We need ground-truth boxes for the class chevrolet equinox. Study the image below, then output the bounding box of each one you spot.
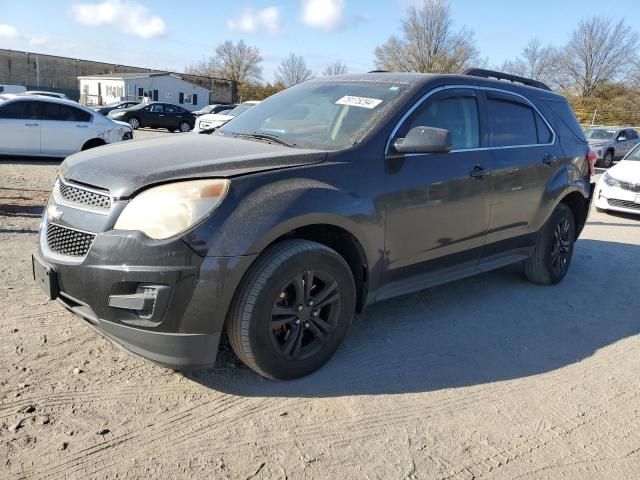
[33,69,593,380]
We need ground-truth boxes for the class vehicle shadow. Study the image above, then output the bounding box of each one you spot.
[187,239,640,397]
[0,156,62,165]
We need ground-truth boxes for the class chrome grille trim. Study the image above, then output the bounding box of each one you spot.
[608,198,640,211]
[53,177,112,215]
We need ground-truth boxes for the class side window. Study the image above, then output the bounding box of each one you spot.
[487,95,538,147]
[0,101,27,119]
[626,129,637,140]
[150,104,164,113]
[402,93,480,150]
[165,105,178,113]
[534,112,553,144]
[39,103,92,122]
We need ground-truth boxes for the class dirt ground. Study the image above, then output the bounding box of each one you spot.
[1,130,640,479]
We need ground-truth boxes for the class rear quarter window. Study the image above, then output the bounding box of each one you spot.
[542,99,586,143]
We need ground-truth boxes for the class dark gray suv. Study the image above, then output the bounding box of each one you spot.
[33,69,593,380]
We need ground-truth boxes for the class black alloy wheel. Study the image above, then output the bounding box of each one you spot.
[270,269,341,361]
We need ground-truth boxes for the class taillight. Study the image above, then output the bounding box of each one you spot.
[587,150,597,176]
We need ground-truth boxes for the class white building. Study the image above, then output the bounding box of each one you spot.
[78,72,210,111]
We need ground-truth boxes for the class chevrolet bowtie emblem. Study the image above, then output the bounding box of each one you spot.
[48,204,63,221]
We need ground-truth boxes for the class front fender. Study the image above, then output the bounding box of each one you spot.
[183,173,382,270]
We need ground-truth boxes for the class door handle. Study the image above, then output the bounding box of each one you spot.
[76,124,89,128]
[542,153,555,165]
[158,114,165,117]
[470,165,491,178]
[25,123,39,127]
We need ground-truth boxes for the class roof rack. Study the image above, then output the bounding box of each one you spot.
[368,70,388,73]
[463,68,551,91]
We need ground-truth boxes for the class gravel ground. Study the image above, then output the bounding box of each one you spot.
[1,131,640,479]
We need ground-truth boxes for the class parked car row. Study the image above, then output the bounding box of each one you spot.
[0,94,132,157]
[585,126,640,167]
[193,101,260,133]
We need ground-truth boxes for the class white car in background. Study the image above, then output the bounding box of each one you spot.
[0,95,133,157]
[595,143,640,215]
[193,100,260,133]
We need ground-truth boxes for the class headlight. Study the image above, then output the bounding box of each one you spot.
[114,179,230,239]
[603,172,620,187]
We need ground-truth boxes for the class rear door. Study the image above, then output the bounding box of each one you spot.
[148,103,166,127]
[480,89,563,255]
[164,104,184,129]
[39,102,94,156]
[0,100,41,155]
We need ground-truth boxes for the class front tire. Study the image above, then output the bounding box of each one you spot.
[179,121,192,133]
[601,150,613,168]
[227,240,356,380]
[524,203,576,285]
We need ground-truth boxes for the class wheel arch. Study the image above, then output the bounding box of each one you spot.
[560,189,590,238]
[81,138,106,151]
[259,222,370,313]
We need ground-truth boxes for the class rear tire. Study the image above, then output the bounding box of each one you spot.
[227,239,356,380]
[524,203,575,285]
[128,117,140,130]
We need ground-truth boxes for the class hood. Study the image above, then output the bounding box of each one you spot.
[199,113,234,122]
[587,139,609,147]
[609,159,640,181]
[60,134,327,198]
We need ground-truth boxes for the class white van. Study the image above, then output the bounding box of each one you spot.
[0,85,27,94]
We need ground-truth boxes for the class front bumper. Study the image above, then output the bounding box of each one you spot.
[34,225,257,369]
[594,182,640,215]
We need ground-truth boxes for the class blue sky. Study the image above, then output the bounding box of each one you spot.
[1,0,639,81]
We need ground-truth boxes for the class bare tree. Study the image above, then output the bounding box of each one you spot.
[558,17,639,97]
[275,53,313,88]
[185,40,263,84]
[501,38,559,87]
[323,61,347,76]
[373,0,479,73]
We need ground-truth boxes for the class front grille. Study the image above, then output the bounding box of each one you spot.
[608,198,640,211]
[57,179,111,211]
[619,181,640,193]
[46,223,96,257]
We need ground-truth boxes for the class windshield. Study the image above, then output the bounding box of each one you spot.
[627,144,640,161]
[226,104,254,116]
[220,81,409,149]
[585,128,615,140]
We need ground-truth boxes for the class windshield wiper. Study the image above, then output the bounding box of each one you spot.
[234,132,295,148]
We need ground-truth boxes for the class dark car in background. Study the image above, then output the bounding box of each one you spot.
[33,69,592,380]
[107,101,196,132]
[193,103,237,116]
[93,101,140,116]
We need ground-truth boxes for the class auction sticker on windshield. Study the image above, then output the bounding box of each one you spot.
[336,96,383,109]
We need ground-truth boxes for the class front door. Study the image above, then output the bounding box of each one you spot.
[382,88,492,288]
[0,100,41,155]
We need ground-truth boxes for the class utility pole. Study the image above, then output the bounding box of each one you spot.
[591,108,597,126]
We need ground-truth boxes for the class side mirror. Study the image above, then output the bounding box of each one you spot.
[393,126,453,154]
[617,135,626,142]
